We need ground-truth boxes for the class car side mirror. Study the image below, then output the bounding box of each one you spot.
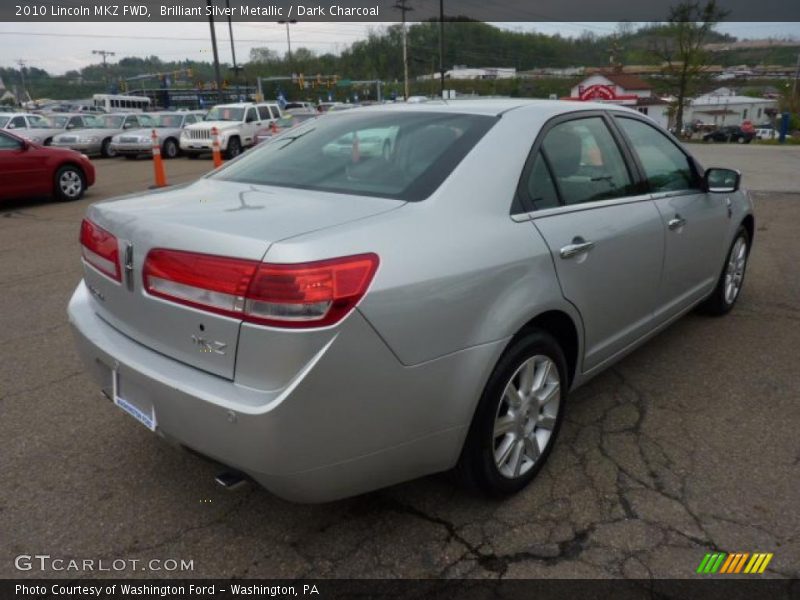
[704,168,741,193]
[66,124,75,130]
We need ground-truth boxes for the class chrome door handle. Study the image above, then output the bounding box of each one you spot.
[668,216,687,230]
[560,240,595,259]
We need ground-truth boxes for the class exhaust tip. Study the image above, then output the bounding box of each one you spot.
[215,470,248,491]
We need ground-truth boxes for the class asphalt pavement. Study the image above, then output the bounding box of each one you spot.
[1,145,798,579]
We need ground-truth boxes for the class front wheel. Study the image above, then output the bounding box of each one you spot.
[224,137,242,160]
[456,330,567,496]
[163,138,179,159]
[699,226,750,316]
[101,138,116,158]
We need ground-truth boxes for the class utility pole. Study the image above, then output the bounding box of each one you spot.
[438,0,445,98]
[16,59,30,105]
[394,0,413,101]
[224,0,241,100]
[206,0,224,102]
[92,50,116,91]
[278,19,297,73]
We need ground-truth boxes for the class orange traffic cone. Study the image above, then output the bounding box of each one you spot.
[211,126,223,168]
[151,129,168,187]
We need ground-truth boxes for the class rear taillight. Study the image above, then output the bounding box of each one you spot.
[80,218,121,282]
[143,250,379,329]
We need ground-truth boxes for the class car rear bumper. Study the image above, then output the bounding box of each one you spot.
[68,281,502,502]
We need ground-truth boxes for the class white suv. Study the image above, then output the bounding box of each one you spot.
[180,102,281,159]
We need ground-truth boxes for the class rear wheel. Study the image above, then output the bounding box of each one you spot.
[457,330,567,496]
[700,226,750,316]
[53,165,86,202]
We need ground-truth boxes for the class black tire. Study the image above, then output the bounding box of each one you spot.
[224,137,242,160]
[163,138,179,159]
[53,165,86,202]
[101,138,116,158]
[44,138,52,146]
[699,226,751,316]
[456,330,568,496]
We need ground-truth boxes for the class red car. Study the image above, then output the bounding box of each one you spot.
[0,129,95,202]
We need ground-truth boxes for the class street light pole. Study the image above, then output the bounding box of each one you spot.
[206,0,224,103]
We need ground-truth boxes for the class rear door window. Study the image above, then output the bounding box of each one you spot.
[257,106,272,121]
[541,117,634,205]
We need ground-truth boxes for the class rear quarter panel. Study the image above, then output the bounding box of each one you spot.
[263,105,585,368]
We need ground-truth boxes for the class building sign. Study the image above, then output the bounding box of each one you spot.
[577,84,637,102]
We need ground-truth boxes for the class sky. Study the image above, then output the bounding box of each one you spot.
[0,21,797,75]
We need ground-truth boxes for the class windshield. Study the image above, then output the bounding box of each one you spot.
[48,115,69,128]
[155,114,183,128]
[205,107,244,122]
[28,115,52,128]
[213,111,496,201]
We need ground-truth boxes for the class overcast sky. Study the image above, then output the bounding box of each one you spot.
[0,21,797,74]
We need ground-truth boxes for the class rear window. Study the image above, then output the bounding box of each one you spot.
[212,111,496,201]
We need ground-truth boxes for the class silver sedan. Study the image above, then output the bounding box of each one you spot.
[68,100,754,502]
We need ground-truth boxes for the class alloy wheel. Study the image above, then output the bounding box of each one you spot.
[493,355,560,479]
[724,236,747,305]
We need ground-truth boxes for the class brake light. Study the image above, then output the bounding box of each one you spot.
[80,218,121,281]
[143,250,379,329]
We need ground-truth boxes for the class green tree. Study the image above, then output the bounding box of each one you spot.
[650,0,728,132]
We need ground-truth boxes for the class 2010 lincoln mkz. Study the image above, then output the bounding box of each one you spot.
[68,101,754,502]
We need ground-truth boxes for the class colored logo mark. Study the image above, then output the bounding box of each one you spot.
[696,552,773,574]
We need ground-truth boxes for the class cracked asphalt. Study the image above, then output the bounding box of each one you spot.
[1,146,798,579]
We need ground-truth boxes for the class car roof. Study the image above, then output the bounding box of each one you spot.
[342,98,641,118]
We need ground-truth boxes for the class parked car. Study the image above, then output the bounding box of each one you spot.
[110,111,206,159]
[68,100,754,502]
[0,112,66,145]
[52,113,155,158]
[283,101,317,115]
[0,129,95,202]
[317,101,343,113]
[180,102,281,159]
[702,125,753,144]
[254,113,317,144]
[15,113,93,146]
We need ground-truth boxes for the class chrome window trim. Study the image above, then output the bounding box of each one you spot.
[511,193,656,222]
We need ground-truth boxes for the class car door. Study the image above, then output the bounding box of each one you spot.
[0,131,49,199]
[521,113,665,372]
[613,115,730,321]
[243,107,260,145]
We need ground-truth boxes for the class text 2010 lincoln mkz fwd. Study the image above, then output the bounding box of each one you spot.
[69,101,754,502]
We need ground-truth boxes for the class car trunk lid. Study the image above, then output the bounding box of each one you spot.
[82,178,402,379]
